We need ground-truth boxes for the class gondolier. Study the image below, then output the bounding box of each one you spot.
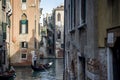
[31,51,37,67]
[31,51,53,71]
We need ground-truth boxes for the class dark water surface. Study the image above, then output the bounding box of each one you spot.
[14,59,63,80]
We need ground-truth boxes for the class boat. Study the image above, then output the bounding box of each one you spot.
[0,70,16,80]
[31,62,53,71]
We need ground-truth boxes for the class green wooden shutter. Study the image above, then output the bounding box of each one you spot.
[2,22,7,40]
[20,20,22,34]
[26,20,28,33]
[2,0,6,6]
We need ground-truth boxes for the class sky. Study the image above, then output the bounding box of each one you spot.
[40,0,64,25]
[40,0,64,14]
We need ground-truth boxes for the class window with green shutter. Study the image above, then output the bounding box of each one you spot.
[2,0,6,7]
[20,20,28,34]
[22,0,26,2]
[2,22,7,40]
[22,0,27,10]
[20,13,28,34]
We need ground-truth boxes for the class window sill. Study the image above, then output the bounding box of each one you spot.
[69,28,75,33]
[21,58,27,60]
[20,33,28,35]
[78,23,86,30]
[21,47,28,49]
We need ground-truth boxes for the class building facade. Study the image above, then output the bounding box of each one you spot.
[0,0,12,72]
[52,4,64,58]
[64,0,120,80]
[10,0,40,66]
[43,13,55,58]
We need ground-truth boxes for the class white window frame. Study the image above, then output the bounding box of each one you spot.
[21,0,27,10]
[21,24,26,34]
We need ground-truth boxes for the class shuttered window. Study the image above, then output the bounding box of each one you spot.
[2,0,6,7]
[20,42,28,48]
[21,53,27,59]
[22,0,27,10]
[20,20,28,34]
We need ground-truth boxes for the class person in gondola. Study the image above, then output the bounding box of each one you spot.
[9,65,15,73]
[33,55,37,67]
[31,51,37,67]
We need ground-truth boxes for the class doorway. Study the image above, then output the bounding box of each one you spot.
[112,37,120,80]
[79,56,85,80]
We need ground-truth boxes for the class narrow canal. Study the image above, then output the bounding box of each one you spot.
[14,59,63,80]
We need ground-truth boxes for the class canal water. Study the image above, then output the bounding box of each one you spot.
[14,59,63,80]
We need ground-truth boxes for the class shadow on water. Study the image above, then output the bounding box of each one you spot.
[14,59,63,80]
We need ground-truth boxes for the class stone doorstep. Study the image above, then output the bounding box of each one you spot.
[86,71,99,80]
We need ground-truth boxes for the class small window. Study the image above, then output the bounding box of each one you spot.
[81,0,86,24]
[57,13,61,21]
[21,53,27,59]
[20,42,28,48]
[70,0,75,30]
[80,0,86,24]
[2,0,6,7]
[22,0,27,10]
[22,0,26,2]
[57,30,61,39]
[61,44,64,48]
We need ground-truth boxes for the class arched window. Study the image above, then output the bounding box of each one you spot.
[57,13,61,21]
[20,13,28,34]
[21,13,27,20]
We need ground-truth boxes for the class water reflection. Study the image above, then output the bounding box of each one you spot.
[14,59,63,80]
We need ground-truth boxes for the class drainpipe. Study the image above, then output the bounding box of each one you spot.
[63,0,66,80]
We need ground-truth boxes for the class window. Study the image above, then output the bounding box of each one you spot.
[20,20,28,34]
[2,22,6,40]
[68,2,71,31]
[22,0,27,10]
[21,53,27,59]
[20,13,28,34]
[57,13,61,21]
[80,0,86,25]
[57,30,61,39]
[61,44,64,48]
[2,0,6,8]
[22,0,26,2]
[70,0,75,30]
[20,42,28,48]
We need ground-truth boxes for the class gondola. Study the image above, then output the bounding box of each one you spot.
[31,62,53,71]
[0,70,16,80]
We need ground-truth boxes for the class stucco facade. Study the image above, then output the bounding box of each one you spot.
[10,0,40,66]
[52,4,64,58]
[0,0,12,72]
[64,0,120,80]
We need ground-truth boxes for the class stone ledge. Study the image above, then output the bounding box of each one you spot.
[86,71,99,80]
